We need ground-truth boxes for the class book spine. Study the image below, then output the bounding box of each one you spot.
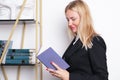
[0,41,6,56]
[6,52,33,56]
[6,55,31,60]
[8,49,35,53]
[0,49,3,56]
[5,59,33,64]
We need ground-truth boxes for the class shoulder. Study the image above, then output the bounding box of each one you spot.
[91,35,106,51]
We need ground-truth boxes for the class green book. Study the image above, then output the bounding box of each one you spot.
[6,52,33,56]
[5,59,34,64]
[6,55,32,60]
[8,49,35,53]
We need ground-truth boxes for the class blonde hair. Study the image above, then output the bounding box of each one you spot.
[65,0,98,49]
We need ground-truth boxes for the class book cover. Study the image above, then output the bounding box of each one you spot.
[37,47,70,70]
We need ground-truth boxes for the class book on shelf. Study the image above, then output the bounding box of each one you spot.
[6,53,33,56]
[6,55,32,60]
[5,59,35,64]
[37,47,70,70]
[6,49,35,56]
[8,49,35,53]
[0,40,13,63]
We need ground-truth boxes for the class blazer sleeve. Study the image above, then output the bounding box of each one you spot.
[69,36,109,80]
[87,36,108,80]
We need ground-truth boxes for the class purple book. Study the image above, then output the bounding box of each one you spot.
[37,47,70,70]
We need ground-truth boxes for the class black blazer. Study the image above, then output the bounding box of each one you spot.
[62,36,108,80]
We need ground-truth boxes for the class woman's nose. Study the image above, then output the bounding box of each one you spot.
[68,20,72,26]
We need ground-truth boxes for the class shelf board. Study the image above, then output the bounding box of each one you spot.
[1,63,35,66]
[0,19,36,24]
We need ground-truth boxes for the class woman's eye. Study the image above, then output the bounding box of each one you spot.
[72,18,76,21]
[66,18,69,21]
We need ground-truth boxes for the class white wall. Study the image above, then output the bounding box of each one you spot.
[42,0,120,80]
[87,0,120,80]
[42,0,73,80]
[0,0,120,80]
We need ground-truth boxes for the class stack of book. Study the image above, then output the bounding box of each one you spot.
[5,49,36,65]
[0,40,13,63]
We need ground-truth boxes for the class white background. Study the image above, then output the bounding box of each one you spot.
[0,0,120,80]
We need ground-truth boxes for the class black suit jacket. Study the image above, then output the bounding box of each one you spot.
[62,36,108,80]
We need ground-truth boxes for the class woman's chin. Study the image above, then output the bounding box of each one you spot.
[70,28,77,33]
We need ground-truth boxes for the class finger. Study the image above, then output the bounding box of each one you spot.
[52,73,60,77]
[51,62,61,70]
[47,68,58,76]
[50,71,60,78]
[47,68,55,72]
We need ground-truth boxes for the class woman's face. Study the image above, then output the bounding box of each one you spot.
[65,9,80,33]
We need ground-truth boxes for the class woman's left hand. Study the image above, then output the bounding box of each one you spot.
[46,62,69,80]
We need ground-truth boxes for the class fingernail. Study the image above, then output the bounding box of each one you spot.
[50,61,53,64]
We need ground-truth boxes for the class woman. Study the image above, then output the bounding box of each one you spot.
[47,0,109,80]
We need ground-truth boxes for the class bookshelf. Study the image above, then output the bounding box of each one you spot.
[0,0,43,80]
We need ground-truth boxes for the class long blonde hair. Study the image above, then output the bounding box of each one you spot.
[65,0,98,49]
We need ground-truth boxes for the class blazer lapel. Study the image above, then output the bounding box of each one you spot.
[63,38,82,61]
[69,39,82,56]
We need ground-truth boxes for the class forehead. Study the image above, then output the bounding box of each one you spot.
[65,10,79,18]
